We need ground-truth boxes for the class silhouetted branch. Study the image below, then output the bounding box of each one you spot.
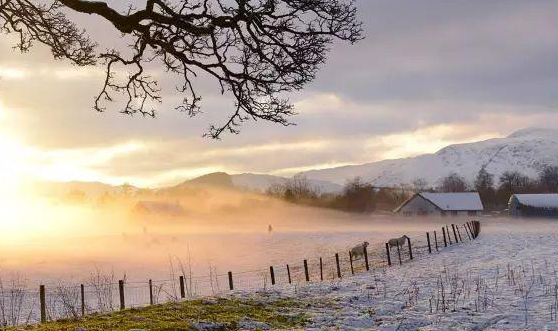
[0,0,363,137]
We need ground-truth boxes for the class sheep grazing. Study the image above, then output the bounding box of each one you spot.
[388,235,409,248]
[350,241,369,259]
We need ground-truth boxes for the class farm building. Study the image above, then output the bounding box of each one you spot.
[508,194,558,218]
[394,192,484,217]
[132,200,186,217]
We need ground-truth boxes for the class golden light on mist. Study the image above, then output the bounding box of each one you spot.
[0,66,27,80]
[0,102,23,192]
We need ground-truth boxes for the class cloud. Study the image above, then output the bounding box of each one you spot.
[0,66,27,80]
[2,0,558,186]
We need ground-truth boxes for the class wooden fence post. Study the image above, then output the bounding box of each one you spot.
[304,259,310,282]
[39,285,46,323]
[446,225,453,244]
[149,279,154,305]
[80,284,85,316]
[118,280,125,310]
[335,253,342,278]
[228,272,234,290]
[457,226,463,242]
[349,251,355,275]
[179,276,186,298]
[442,227,448,247]
[364,245,370,271]
[451,224,459,243]
[475,221,481,237]
[385,243,392,266]
[434,231,439,251]
[426,232,432,254]
[396,243,402,265]
[270,266,275,285]
[462,224,471,241]
[286,265,292,284]
[319,258,324,281]
[407,236,413,260]
[467,222,474,239]
[471,221,477,238]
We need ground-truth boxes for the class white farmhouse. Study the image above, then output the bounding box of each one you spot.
[395,192,484,217]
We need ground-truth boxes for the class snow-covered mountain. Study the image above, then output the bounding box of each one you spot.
[231,173,343,194]
[299,127,558,187]
[31,127,558,196]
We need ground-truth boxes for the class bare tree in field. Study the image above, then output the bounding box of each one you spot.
[438,172,469,193]
[0,0,363,137]
[538,166,558,193]
[474,167,495,209]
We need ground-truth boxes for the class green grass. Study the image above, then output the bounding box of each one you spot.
[7,297,307,331]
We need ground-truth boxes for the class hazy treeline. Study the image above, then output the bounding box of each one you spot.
[268,166,558,213]
[266,176,412,213]
[59,166,558,214]
[436,166,558,210]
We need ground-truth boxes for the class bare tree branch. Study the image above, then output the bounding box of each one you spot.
[0,0,363,138]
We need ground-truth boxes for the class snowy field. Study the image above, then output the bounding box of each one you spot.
[242,220,558,330]
[3,217,558,330]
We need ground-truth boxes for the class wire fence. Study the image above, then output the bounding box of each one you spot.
[0,221,481,328]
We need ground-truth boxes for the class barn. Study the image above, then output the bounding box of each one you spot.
[508,194,558,218]
[394,192,484,217]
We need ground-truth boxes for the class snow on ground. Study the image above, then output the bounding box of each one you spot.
[236,220,558,330]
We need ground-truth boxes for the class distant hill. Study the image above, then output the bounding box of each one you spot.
[183,172,234,188]
[230,173,343,194]
[299,127,558,187]
[163,172,343,194]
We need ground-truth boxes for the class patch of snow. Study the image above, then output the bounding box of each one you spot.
[190,321,227,330]
[232,220,558,330]
[237,318,271,330]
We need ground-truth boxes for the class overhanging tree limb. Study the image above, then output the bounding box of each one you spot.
[0,0,363,138]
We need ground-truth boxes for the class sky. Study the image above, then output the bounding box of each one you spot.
[2,0,558,188]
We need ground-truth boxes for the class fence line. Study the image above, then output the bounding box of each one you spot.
[0,221,481,327]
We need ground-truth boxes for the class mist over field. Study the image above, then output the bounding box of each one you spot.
[0,183,461,286]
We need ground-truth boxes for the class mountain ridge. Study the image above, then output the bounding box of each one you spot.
[299,127,558,187]
[27,127,558,196]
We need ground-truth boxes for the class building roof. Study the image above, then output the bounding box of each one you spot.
[419,192,484,211]
[512,194,558,209]
[394,192,484,213]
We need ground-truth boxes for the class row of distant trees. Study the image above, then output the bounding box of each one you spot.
[268,166,558,213]
[426,166,558,210]
[267,176,412,213]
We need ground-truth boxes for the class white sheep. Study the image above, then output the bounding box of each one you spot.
[388,235,409,249]
[350,241,369,259]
